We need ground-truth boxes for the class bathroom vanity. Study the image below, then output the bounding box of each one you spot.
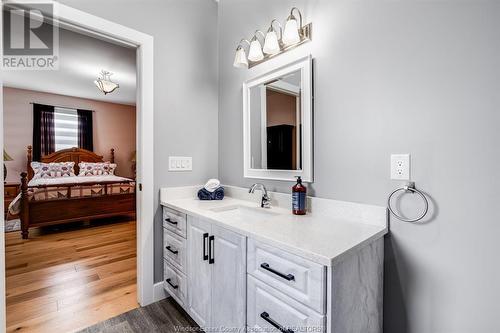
[160,185,387,333]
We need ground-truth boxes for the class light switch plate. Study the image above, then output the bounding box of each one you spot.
[391,154,410,180]
[169,156,192,171]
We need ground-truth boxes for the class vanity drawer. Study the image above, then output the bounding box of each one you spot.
[163,228,187,272]
[247,275,325,333]
[247,239,326,314]
[162,206,187,238]
[163,260,187,308]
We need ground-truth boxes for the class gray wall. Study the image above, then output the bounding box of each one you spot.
[58,0,219,282]
[219,1,500,332]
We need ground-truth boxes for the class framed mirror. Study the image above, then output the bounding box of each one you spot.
[243,55,313,182]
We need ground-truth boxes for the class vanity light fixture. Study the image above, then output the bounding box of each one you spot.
[233,7,311,69]
[233,39,251,68]
[248,31,265,62]
[263,20,282,55]
[283,7,302,46]
[94,70,119,95]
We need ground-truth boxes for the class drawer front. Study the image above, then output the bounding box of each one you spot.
[247,275,325,333]
[163,260,187,307]
[4,186,18,198]
[247,239,326,314]
[162,206,187,238]
[163,228,187,272]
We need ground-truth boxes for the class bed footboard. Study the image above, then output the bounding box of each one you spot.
[18,172,136,239]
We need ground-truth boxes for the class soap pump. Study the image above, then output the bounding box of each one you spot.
[292,176,306,215]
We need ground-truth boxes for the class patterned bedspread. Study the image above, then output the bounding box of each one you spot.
[8,175,135,215]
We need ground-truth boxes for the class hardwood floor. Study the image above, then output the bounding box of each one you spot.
[5,219,138,333]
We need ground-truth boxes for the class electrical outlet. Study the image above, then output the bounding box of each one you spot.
[169,156,192,171]
[391,154,410,180]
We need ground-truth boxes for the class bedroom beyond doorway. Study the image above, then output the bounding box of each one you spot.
[2,11,139,331]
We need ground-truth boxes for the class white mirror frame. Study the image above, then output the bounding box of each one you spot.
[243,55,313,182]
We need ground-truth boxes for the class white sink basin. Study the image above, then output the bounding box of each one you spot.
[209,205,280,221]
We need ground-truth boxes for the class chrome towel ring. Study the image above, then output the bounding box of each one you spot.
[387,182,429,223]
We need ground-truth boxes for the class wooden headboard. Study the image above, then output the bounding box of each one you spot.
[27,146,115,180]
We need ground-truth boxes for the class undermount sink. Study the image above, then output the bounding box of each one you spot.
[209,205,280,221]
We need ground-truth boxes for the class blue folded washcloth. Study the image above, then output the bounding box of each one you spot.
[198,187,224,200]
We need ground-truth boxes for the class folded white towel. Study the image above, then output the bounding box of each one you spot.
[204,179,221,193]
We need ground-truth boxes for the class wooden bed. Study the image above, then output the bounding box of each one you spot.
[19,145,136,239]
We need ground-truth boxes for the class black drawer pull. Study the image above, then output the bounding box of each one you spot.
[165,246,178,254]
[165,218,178,225]
[203,233,209,261]
[260,312,294,333]
[260,263,295,281]
[166,278,178,289]
[209,235,215,264]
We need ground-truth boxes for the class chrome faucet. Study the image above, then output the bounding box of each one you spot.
[249,183,271,208]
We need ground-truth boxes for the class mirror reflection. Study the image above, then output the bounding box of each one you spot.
[249,69,302,171]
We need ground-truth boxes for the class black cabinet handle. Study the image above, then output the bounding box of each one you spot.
[166,278,179,289]
[165,246,178,254]
[260,312,294,333]
[203,233,209,261]
[165,218,178,225]
[208,235,215,264]
[260,263,295,281]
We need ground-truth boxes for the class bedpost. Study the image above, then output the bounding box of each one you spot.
[20,172,30,239]
[110,148,115,164]
[27,145,33,181]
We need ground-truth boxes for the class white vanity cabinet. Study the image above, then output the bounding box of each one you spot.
[186,215,247,330]
[162,207,189,308]
[162,199,384,333]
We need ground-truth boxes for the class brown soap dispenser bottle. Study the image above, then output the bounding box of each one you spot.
[292,176,307,215]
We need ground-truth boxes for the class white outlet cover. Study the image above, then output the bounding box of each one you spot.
[391,154,410,180]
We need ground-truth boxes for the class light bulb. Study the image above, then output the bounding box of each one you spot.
[233,47,248,68]
[283,17,300,46]
[263,30,280,55]
[248,38,264,62]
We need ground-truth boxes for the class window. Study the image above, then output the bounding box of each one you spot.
[54,107,78,151]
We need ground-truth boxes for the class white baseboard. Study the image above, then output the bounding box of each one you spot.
[153,281,169,302]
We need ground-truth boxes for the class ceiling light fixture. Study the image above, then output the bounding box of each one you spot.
[233,7,311,69]
[94,70,119,95]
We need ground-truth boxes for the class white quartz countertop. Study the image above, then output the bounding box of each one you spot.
[161,186,388,267]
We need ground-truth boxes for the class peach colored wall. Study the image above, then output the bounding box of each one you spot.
[266,89,297,127]
[3,87,136,182]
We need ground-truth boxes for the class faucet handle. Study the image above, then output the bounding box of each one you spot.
[261,194,271,208]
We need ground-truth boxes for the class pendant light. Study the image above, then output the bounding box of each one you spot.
[282,7,302,46]
[233,39,251,68]
[247,31,265,62]
[94,70,119,95]
[263,19,282,55]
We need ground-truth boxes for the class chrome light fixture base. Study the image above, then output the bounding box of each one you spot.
[248,22,311,69]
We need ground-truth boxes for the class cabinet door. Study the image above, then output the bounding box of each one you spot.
[211,223,247,330]
[187,216,212,328]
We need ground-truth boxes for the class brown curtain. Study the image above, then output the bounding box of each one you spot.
[33,103,55,161]
[77,109,93,151]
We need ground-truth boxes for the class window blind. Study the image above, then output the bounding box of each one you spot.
[54,107,78,151]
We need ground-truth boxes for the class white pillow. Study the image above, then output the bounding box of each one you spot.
[31,161,76,179]
[78,162,117,176]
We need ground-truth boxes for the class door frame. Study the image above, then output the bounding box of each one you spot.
[0,2,155,330]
